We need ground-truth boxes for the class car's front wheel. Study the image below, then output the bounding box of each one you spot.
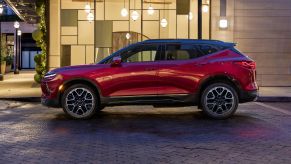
[61,84,99,119]
[201,83,239,119]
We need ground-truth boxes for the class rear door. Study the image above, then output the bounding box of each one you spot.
[157,43,204,95]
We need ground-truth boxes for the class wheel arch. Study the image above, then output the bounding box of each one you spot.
[197,74,242,108]
[58,78,102,107]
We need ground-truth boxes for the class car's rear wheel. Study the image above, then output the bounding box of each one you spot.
[201,83,238,119]
[61,84,99,119]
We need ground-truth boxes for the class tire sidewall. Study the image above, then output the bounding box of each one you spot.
[62,84,98,119]
[201,83,239,119]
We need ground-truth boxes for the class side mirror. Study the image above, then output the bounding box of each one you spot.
[111,56,122,66]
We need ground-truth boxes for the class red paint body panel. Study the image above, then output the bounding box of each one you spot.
[41,42,258,107]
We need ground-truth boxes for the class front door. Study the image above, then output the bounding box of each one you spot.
[103,44,161,97]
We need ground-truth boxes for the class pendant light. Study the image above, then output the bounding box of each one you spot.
[84,1,91,13]
[131,0,139,21]
[86,2,94,23]
[121,0,128,17]
[202,4,209,13]
[188,12,193,20]
[202,0,210,13]
[147,0,154,15]
[0,4,3,15]
[160,0,167,28]
[126,33,131,40]
[87,12,94,22]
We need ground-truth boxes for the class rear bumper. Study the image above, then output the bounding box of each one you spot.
[240,90,258,103]
[41,97,60,108]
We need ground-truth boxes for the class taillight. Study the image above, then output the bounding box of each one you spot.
[234,61,256,70]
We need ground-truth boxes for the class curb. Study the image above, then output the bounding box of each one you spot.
[0,97,40,102]
[256,97,291,102]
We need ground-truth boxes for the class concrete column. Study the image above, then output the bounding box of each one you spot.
[49,0,61,70]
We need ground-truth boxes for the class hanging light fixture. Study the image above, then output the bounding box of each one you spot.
[121,0,128,17]
[17,30,22,36]
[131,0,139,21]
[147,0,154,15]
[84,1,91,13]
[160,18,168,28]
[202,4,209,13]
[87,12,94,22]
[202,0,209,13]
[188,12,193,20]
[160,0,167,28]
[86,2,94,22]
[0,4,3,15]
[126,33,131,40]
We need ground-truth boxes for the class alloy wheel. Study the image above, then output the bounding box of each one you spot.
[205,86,235,115]
[65,87,95,118]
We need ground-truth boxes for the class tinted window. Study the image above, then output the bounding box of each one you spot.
[121,44,159,63]
[197,44,221,56]
[165,44,199,60]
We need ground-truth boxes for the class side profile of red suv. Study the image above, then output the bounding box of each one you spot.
[41,39,258,119]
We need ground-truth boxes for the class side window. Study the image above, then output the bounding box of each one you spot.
[122,44,158,63]
[197,44,220,56]
[165,44,198,60]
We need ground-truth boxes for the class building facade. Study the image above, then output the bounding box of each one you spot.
[48,0,291,86]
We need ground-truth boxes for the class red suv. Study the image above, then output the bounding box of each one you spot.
[41,39,258,119]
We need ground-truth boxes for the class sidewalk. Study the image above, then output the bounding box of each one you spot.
[0,70,41,99]
[258,87,291,102]
[0,71,290,102]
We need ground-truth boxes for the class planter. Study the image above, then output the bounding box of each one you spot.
[0,61,6,75]
[5,64,11,73]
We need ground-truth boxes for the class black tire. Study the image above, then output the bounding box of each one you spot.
[61,84,100,119]
[201,83,239,119]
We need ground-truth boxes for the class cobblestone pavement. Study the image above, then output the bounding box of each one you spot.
[1,101,291,163]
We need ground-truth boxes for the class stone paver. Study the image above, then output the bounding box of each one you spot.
[1,102,291,163]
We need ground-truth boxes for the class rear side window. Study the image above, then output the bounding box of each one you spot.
[165,44,200,60]
[196,44,222,56]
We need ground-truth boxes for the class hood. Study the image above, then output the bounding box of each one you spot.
[50,64,103,74]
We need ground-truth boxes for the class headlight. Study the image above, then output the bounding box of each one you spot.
[44,72,57,80]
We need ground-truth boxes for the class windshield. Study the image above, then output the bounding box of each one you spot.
[98,44,137,64]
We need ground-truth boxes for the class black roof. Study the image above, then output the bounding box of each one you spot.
[141,39,235,47]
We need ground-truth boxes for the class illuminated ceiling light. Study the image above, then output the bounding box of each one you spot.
[126,33,131,40]
[219,18,228,29]
[147,1,154,15]
[14,21,20,29]
[0,4,3,14]
[131,10,139,21]
[202,4,209,13]
[147,6,155,15]
[121,8,128,17]
[160,18,168,28]
[131,0,139,21]
[84,3,91,13]
[188,12,193,20]
[160,0,167,28]
[17,30,22,36]
[121,0,128,17]
[87,12,94,23]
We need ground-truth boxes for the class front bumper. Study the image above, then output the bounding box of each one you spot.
[41,97,61,108]
[240,90,258,103]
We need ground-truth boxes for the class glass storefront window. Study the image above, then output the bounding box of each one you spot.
[60,0,209,65]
